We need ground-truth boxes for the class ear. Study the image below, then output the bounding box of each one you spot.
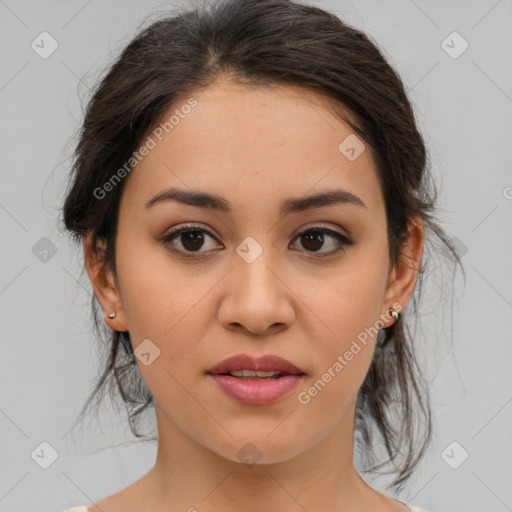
[83,232,128,332]
[380,216,424,327]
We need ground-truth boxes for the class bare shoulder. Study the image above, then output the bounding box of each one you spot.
[86,493,126,512]
[82,468,164,512]
[86,479,150,512]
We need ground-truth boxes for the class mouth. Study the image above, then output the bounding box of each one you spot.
[206,353,306,379]
[206,353,306,404]
[212,369,303,380]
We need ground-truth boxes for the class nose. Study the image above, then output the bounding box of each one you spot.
[217,245,295,335]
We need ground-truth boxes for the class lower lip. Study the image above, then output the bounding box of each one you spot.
[208,374,304,405]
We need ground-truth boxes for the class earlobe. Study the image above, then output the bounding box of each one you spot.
[83,232,128,331]
[381,217,424,326]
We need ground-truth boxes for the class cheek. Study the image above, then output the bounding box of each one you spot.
[116,237,215,340]
[295,281,381,419]
[117,256,214,415]
[294,238,389,402]
[299,241,389,345]
[115,244,221,387]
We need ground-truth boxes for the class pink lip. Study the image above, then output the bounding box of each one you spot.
[206,353,306,405]
[207,353,305,375]
[208,374,304,405]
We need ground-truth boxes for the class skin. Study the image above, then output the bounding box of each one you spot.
[84,77,423,512]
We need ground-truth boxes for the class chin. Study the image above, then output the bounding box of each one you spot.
[211,433,308,467]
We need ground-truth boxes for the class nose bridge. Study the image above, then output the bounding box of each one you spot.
[234,234,278,297]
[218,234,294,333]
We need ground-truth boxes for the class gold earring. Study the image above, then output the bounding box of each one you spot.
[389,307,400,321]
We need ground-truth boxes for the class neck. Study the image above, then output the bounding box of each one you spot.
[137,402,390,512]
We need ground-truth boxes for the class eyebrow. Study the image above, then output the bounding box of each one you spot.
[145,187,366,215]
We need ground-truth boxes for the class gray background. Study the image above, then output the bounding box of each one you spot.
[1,0,511,511]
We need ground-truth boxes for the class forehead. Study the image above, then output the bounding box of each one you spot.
[121,80,381,214]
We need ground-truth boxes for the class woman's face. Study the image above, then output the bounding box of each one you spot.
[87,79,420,465]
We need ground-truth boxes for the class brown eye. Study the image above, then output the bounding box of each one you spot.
[157,224,353,259]
[290,226,353,258]
[178,230,206,252]
[158,224,220,257]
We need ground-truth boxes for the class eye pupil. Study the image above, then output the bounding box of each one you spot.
[182,230,205,251]
[302,232,324,252]
[162,225,349,259]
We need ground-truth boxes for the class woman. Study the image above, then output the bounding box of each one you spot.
[60,0,463,510]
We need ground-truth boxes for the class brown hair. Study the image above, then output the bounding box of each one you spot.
[60,0,464,492]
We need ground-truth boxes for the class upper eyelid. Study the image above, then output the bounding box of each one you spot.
[159,223,353,261]
[161,223,351,250]
[163,222,348,240]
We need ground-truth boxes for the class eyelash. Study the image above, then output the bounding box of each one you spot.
[157,223,354,259]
